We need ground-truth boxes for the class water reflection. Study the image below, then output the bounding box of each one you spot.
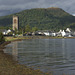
[61,39,66,63]
[12,41,18,61]
[4,39,75,75]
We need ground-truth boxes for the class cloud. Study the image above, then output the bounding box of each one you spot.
[0,0,75,16]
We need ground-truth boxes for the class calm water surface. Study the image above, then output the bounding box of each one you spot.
[4,39,75,75]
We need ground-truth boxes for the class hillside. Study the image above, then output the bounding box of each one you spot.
[0,7,75,31]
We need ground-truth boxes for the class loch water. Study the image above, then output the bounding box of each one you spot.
[4,39,75,75]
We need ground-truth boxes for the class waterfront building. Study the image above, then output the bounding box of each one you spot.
[1,29,11,35]
[61,30,66,37]
[43,31,50,36]
[66,28,71,32]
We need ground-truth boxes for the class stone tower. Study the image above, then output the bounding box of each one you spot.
[13,16,19,31]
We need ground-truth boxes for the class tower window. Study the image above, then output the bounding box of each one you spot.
[14,19,17,23]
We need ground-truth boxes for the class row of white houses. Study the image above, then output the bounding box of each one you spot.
[36,28,74,37]
[2,29,11,35]
[1,28,75,37]
[0,29,12,35]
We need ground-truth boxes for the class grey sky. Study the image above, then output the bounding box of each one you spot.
[0,0,75,16]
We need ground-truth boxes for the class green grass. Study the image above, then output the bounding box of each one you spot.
[5,36,33,41]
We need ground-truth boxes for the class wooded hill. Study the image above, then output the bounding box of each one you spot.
[0,7,75,31]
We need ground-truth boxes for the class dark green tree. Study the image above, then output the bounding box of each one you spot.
[0,32,5,42]
[25,25,31,32]
[32,27,38,32]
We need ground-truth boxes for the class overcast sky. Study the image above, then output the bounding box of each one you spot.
[0,0,75,16]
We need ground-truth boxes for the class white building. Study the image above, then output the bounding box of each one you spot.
[38,31,44,35]
[2,29,11,35]
[59,29,62,33]
[61,30,66,37]
[2,30,7,35]
[58,29,66,37]
[66,28,71,32]
[43,32,50,36]
[7,29,11,33]
[52,33,56,36]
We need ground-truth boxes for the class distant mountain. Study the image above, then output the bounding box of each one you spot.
[0,7,75,31]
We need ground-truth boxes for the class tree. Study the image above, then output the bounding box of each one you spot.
[69,23,75,30]
[32,27,38,32]
[14,28,18,35]
[25,25,31,32]
[0,32,5,42]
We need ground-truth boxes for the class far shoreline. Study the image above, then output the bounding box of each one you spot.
[4,36,75,41]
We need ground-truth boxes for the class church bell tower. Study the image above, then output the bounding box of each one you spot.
[13,16,19,31]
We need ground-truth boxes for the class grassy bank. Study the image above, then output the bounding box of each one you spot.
[0,37,52,75]
[4,36,75,42]
[5,36,34,41]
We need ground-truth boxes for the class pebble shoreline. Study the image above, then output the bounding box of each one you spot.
[1,36,74,75]
[0,38,51,75]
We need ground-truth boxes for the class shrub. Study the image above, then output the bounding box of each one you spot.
[0,32,5,42]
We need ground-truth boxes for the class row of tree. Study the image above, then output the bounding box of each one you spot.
[18,25,38,34]
[9,25,38,35]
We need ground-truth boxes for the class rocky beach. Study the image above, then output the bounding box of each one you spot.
[0,37,51,75]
